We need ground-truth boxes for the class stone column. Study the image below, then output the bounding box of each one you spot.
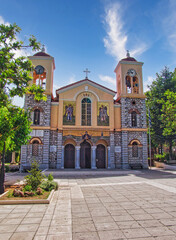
[60,146,64,169]
[107,146,111,169]
[142,131,148,169]
[110,133,115,168]
[42,130,50,169]
[75,146,80,169]
[91,146,97,169]
[57,132,63,169]
[121,131,129,169]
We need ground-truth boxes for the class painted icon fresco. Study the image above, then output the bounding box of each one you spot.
[63,101,76,125]
[97,102,109,126]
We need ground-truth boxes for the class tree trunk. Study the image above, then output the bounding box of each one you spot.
[160,144,163,154]
[169,141,173,160]
[0,142,6,194]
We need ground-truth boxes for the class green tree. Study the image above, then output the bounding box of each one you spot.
[0,106,32,193]
[160,90,176,159]
[146,67,176,153]
[0,23,45,194]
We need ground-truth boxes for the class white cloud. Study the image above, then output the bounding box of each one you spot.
[0,16,10,26]
[12,96,24,107]
[143,76,154,92]
[99,74,116,86]
[69,74,76,84]
[103,3,147,61]
[53,83,61,97]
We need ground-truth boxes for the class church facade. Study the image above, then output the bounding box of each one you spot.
[20,50,148,170]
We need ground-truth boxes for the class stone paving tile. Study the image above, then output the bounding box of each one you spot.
[33,236,46,240]
[47,233,72,240]
[112,213,134,222]
[92,215,115,223]
[0,224,18,233]
[0,218,22,225]
[98,229,126,240]
[94,221,119,231]
[117,220,141,229]
[21,217,42,224]
[146,226,175,236]
[10,231,36,240]
[15,223,39,232]
[138,219,162,228]
[0,233,12,240]
[72,223,96,233]
[73,232,99,240]
[122,227,151,238]
[36,226,49,235]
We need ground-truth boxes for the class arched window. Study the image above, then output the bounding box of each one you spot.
[82,98,91,126]
[33,109,40,125]
[132,142,138,157]
[131,111,137,127]
[32,140,39,156]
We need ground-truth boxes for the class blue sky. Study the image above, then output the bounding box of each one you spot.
[1,0,176,106]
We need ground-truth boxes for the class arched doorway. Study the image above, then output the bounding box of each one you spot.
[80,141,91,168]
[96,144,106,168]
[64,144,75,168]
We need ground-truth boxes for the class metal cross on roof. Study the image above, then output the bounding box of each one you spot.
[83,68,90,79]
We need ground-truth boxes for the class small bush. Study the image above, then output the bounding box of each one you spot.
[40,180,58,191]
[154,153,167,162]
[48,173,54,181]
[25,161,44,191]
[23,185,32,192]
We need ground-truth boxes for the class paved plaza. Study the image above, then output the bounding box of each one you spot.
[1,168,176,239]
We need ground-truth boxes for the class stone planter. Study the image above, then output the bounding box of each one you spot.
[154,161,165,168]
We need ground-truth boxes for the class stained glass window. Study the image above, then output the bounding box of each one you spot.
[32,140,39,156]
[131,111,137,127]
[132,142,138,157]
[33,109,40,125]
[82,98,91,126]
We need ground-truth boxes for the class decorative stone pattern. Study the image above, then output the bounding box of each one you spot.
[114,132,122,168]
[121,98,146,129]
[57,132,63,169]
[49,130,58,169]
[120,96,148,169]
[24,94,51,126]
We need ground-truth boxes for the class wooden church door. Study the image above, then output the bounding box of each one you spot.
[64,144,75,168]
[80,141,91,168]
[96,144,106,168]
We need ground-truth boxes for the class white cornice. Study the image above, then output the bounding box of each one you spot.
[56,80,116,96]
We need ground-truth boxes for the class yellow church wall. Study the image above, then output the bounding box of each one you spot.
[114,107,121,129]
[28,57,54,95]
[56,82,116,131]
[50,105,58,128]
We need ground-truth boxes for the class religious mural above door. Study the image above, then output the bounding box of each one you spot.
[63,101,76,125]
[97,102,109,126]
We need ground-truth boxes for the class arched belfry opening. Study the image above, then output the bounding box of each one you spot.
[125,69,139,94]
[33,65,46,89]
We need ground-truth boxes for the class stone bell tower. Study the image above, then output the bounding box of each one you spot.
[21,48,55,170]
[114,51,148,169]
